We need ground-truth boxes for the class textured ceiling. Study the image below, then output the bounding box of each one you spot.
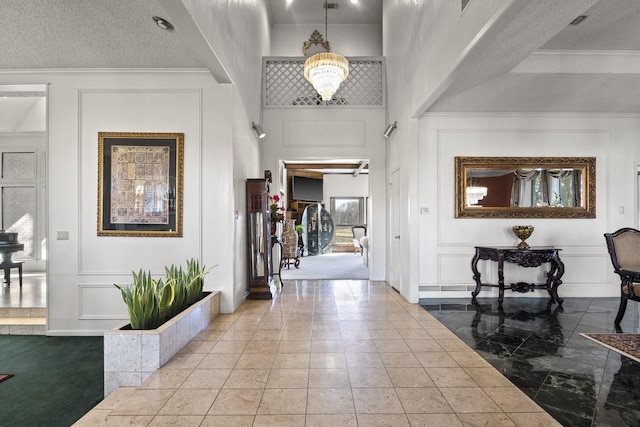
[0,0,203,69]
[1,0,639,117]
[427,0,640,114]
[267,0,382,25]
[541,0,640,51]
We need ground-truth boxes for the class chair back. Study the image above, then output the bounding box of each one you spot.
[604,228,640,273]
[352,225,367,240]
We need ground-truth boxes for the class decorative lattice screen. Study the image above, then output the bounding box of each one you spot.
[264,57,384,108]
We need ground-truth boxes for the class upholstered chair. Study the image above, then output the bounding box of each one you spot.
[604,228,640,331]
[351,225,367,255]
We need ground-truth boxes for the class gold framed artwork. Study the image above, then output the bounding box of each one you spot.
[97,132,184,237]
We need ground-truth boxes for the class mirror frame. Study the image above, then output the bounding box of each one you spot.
[455,156,596,219]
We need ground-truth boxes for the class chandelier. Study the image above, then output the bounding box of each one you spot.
[466,186,488,206]
[303,0,349,101]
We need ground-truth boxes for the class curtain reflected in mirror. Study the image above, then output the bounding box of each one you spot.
[456,157,596,218]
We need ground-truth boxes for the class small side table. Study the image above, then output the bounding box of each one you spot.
[271,236,284,285]
[281,255,300,270]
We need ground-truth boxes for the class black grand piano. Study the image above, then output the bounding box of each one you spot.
[0,230,24,286]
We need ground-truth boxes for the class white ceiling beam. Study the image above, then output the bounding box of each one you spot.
[158,0,233,84]
[511,50,640,74]
[353,160,368,177]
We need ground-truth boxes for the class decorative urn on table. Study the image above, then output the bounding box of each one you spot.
[282,219,298,258]
[512,225,534,250]
[281,219,301,269]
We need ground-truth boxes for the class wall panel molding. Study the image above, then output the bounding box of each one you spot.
[77,88,203,275]
[78,284,128,320]
[283,120,366,147]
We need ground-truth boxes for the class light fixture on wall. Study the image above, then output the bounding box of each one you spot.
[569,15,588,25]
[303,0,349,101]
[252,122,266,139]
[383,121,397,138]
[152,16,174,31]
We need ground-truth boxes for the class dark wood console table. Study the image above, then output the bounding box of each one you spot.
[471,246,564,306]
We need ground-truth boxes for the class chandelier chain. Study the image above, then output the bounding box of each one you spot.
[302,0,349,101]
[325,0,328,45]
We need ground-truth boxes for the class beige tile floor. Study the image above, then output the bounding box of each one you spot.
[74,280,561,426]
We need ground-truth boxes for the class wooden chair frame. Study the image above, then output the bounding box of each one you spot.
[604,228,640,331]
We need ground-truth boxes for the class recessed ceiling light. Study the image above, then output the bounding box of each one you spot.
[153,16,174,31]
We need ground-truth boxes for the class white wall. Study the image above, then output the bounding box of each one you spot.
[0,70,262,334]
[418,114,640,302]
[0,0,273,334]
[381,0,598,304]
[271,24,382,57]
[262,108,386,280]
[176,0,271,123]
[382,0,514,303]
[165,1,271,313]
[383,0,510,120]
[231,85,263,310]
[324,173,369,229]
[323,174,369,205]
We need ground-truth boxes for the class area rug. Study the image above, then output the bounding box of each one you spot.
[0,374,14,383]
[580,333,640,363]
[280,252,369,280]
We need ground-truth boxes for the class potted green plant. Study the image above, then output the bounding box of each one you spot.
[295,224,304,256]
[104,258,220,396]
[114,270,175,330]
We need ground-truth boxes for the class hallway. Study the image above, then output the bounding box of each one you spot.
[75,280,558,426]
[279,252,369,281]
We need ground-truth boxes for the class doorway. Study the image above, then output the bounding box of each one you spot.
[0,84,47,334]
[389,169,400,292]
[279,159,370,281]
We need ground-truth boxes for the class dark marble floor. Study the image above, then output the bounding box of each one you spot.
[421,297,640,427]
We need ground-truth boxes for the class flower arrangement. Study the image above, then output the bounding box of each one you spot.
[269,194,284,223]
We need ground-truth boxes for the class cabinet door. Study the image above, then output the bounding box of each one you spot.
[250,211,265,279]
[246,179,273,299]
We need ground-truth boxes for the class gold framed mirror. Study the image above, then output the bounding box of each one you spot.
[455,157,596,218]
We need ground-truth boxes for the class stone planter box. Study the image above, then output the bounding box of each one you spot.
[103,291,220,396]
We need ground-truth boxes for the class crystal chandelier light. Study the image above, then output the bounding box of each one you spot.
[303,0,349,101]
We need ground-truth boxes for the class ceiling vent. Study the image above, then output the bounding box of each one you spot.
[324,3,339,9]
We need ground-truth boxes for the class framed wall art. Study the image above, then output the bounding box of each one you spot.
[97,132,184,237]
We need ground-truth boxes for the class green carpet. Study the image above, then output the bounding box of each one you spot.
[0,335,103,426]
